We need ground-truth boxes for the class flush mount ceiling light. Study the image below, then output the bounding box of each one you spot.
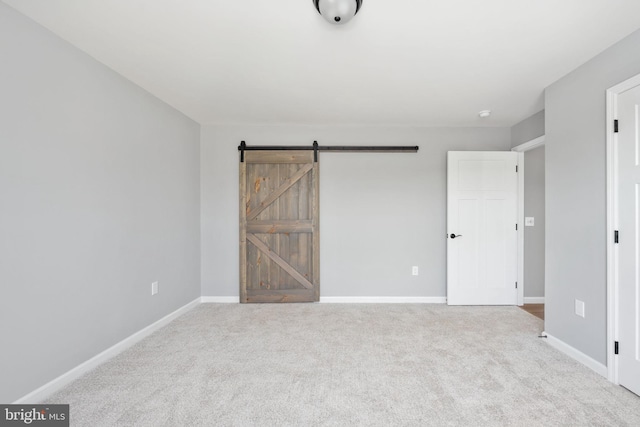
[313,0,363,25]
[478,110,492,118]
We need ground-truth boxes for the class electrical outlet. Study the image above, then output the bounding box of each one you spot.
[412,266,419,276]
[151,281,158,296]
[575,299,585,318]
[525,217,535,227]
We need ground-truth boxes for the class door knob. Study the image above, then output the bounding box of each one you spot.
[450,234,462,239]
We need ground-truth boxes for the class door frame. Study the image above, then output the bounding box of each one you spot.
[605,72,640,383]
[512,135,546,306]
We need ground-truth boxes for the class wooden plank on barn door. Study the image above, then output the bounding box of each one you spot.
[240,151,319,303]
[312,160,320,301]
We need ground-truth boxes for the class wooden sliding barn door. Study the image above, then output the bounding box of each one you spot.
[240,151,319,303]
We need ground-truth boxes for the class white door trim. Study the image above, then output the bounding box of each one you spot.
[512,135,545,153]
[512,136,546,306]
[605,72,640,384]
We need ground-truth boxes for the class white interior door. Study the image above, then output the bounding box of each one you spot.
[617,83,640,396]
[447,151,518,305]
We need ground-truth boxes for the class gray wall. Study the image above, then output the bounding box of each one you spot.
[511,110,545,148]
[545,28,640,364]
[201,126,511,298]
[524,146,545,298]
[0,4,201,403]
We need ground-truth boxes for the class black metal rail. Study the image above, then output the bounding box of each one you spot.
[238,141,419,162]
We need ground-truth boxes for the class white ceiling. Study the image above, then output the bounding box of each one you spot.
[4,0,640,127]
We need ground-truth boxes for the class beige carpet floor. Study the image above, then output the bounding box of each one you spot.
[45,304,640,426]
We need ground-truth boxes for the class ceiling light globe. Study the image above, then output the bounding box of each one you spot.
[314,0,362,25]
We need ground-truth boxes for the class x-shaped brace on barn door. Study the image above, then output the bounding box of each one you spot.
[245,162,314,290]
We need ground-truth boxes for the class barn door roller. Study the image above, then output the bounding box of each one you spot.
[238,141,419,162]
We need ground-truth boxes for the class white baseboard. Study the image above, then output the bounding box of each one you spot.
[201,296,240,303]
[524,297,545,304]
[13,297,201,404]
[319,296,447,304]
[543,332,607,378]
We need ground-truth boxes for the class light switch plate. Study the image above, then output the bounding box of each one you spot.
[525,217,535,227]
[575,299,585,318]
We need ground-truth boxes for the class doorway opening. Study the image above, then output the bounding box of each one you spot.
[512,136,546,318]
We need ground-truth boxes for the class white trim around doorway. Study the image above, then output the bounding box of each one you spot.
[512,135,545,307]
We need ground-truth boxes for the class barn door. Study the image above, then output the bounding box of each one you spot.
[240,151,319,303]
